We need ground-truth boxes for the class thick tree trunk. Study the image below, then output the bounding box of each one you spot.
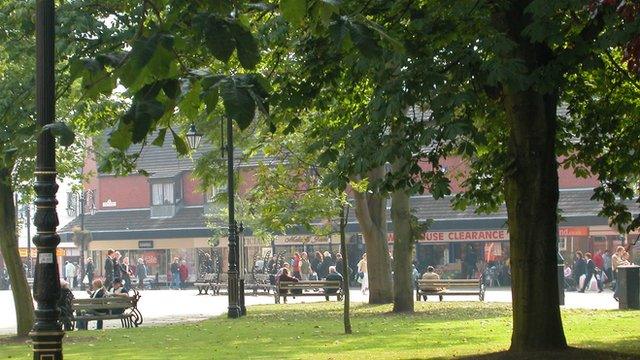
[504,89,567,351]
[0,167,35,336]
[391,189,414,313]
[353,167,393,304]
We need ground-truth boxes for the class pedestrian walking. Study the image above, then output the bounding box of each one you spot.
[292,252,302,279]
[300,252,312,280]
[64,261,76,289]
[104,249,115,289]
[579,252,603,292]
[179,260,189,289]
[137,258,147,289]
[357,253,368,295]
[170,257,181,289]
[573,251,586,290]
[85,257,94,286]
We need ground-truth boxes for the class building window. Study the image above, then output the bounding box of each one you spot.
[152,183,174,205]
[206,186,226,203]
[558,237,567,251]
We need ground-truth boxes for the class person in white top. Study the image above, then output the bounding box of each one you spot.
[64,261,76,288]
[357,253,368,295]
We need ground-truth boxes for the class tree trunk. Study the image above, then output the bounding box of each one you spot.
[503,89,567,351]
[353,167,393,304]
[339,205,352,334]
[391,188,414,313]
[0,166,35,337]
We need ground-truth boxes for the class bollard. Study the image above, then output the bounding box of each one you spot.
[557,252,565,306]
[618,265,640,310]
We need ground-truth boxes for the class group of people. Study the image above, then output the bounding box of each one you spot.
[565,246,632,300]
[263,251,370,296]
[169,257,189,290]
[57,276,132,330]
[104,249,148,291]
[265,250,349,281]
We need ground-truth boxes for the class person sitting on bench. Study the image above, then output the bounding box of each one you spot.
[324,266,343,300]
[108,278,129,315]
[421,266,443,300]
[277,268,301,295]
[77,279,108,330]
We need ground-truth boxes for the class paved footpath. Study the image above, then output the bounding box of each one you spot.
[0,287,618,335]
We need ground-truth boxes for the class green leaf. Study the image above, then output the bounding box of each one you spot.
[42,122,75,147]
[204,16,236,62]
[171,128,189,155]
[346,21,382,59]
[152,128,167,146]
[108,121,133,151]
[201,86,219,114]
[280,0,307,25]
[131,98,165,143]
[162,79,180,100]
[230,23,260,70]
[220,78,256,130]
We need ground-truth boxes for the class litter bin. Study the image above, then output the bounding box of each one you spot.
[618,265,640,310]
[557,252,565,306]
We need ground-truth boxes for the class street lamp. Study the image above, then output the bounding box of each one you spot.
[187,122,244,318]
[67,189,96,290]
[31,0,64,358]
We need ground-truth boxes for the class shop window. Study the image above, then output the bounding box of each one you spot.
[592,236,606,243]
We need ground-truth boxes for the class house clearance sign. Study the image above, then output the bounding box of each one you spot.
[421,230,509,243]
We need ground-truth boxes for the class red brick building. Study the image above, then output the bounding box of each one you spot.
[60,133,637,281]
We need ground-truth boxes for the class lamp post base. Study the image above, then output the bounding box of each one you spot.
[30,330,64,360]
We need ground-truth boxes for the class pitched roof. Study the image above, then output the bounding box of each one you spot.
[60,188,626,240]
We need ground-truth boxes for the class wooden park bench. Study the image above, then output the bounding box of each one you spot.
[415,278,485,302]
[212,273,228,295]
[71,290,143,329]
[193,273,217,295]
[250,273,275,295]
[275,280,342,304]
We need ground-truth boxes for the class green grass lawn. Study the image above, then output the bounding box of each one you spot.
[1,302,639,359]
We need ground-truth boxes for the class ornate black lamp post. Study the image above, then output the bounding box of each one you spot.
[31,0,64,358]
[187,121,244,318]
[67,189,96,290]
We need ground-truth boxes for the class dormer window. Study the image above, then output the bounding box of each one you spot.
[152,183,175,205]
[150,174,183,218]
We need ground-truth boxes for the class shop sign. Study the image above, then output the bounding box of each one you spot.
[558,227,589,237]
[275,236,329,245]
[19,248,65,257]
[138,240,154,249]
[102,199,117,208]
[420,230,509,243]
[143,252,158,264]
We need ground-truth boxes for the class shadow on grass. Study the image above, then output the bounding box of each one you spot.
[0,335,29,345]
[430,347,639,360]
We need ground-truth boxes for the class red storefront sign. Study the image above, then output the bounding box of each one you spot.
[420,230,509,243]
[558,227,589,237]
[143,252,158,265]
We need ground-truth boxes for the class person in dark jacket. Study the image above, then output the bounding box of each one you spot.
[310,251,323,276]
[277,268,301,295]
[317,251,334,279]
[77,279,108,330]
[104,249,115,289]
[113,251,123,284]
[85,257,94,285]
[137,258,148,290]
[573,251,586,290]
[324,266,343,301]
[580,252,603,292]
[57,280,75,331]
[170,257,181,289]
